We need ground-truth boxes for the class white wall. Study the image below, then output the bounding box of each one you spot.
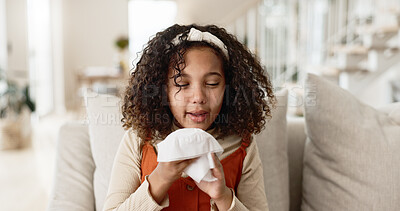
[51,0,65,113]
[175,0,260,27]
[5,0,28,83]
[62,0,128,109]
[0,0,6,71]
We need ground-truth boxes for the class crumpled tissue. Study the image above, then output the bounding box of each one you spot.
[157,128,223,183]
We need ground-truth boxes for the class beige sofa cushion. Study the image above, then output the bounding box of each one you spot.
[48,122,95,211]
[255,88,289,211]
[302,73,400,210]
[85,93,125,211]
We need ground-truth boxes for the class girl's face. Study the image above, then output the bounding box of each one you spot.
[167,46,226,130]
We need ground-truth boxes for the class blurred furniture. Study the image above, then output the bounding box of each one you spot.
[78,74,125,89]
[392,80,400,102]
[77,66,129,95]
[0,109,32,150]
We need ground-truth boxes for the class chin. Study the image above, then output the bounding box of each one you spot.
[189,125,208,130]
[184,122,211,130]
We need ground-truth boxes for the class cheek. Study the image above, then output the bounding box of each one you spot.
[167,87,185,109]
[211,87,225,109]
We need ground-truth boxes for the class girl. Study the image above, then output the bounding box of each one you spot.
[103,24,275,211]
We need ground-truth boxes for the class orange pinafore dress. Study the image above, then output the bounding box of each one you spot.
[140,139,249,210]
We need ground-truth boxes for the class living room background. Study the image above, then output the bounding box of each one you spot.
[1,0,400,210]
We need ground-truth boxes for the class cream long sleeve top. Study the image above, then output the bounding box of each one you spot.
[102,128,269,211]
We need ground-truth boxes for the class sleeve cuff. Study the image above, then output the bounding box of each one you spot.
[227,188,236,211]
[143,175,170,209]
[227,188,249,211]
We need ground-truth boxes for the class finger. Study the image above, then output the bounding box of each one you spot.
[212,153,219,161]
[177,157,197,170]
[175,157,198,164]
[188,157,199,164]
[211,153,224,179]
[174,159,191,166]
[209,167,225,181]
[177,157,198,166]
[212,153,222,168]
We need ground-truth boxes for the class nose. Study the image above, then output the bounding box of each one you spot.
[189,85,207,104]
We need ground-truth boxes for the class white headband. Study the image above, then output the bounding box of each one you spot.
[172,28,229,59]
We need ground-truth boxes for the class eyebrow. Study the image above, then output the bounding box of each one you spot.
[180,72,223,78]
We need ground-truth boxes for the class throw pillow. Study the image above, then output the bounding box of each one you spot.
[302,73,400,210]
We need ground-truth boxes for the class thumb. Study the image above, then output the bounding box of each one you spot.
[210,153,224,179]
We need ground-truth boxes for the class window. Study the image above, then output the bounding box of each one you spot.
[128,0,177,70]
[27,0,53,115]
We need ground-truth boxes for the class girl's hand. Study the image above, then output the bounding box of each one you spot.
[148,158,196,204]
[155,159,196,184]
[195,153,233,210]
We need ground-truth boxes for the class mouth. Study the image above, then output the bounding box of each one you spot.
[186,110,209,123]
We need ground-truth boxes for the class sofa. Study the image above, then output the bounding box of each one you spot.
[48,73,400,211]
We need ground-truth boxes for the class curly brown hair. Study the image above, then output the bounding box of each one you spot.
[121,24,276,144]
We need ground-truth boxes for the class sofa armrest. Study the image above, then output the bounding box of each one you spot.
[287,116,306,211]
[48,122,95,211]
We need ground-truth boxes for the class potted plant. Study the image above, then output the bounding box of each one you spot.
[114,36,130,75]
[0,69,35,150]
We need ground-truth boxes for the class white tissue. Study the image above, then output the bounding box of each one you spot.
[157,128,223,183]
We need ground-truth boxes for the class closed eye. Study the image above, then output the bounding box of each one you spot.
[176,83,189,87]
[206,83,219,86]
